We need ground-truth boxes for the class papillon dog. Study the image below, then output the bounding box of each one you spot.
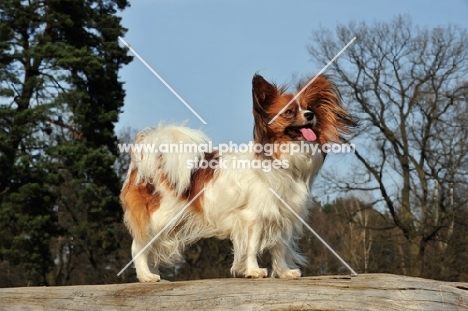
[120,74,357,282]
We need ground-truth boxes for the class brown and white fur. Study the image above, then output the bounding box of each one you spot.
[120,74,357,282]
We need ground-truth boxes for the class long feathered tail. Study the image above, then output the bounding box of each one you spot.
[128,123,209,195]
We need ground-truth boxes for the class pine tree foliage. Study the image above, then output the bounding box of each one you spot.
[0,0,132,286]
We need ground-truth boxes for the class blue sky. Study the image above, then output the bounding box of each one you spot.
[117,0,468,144]
[116,0,468,199]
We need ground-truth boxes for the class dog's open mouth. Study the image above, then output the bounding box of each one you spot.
[285,125,317,142]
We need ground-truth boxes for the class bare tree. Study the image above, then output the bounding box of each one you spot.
[344,198,374,274]
[309,15,468,277]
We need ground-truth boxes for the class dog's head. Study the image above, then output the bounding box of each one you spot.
[252,74,357,147]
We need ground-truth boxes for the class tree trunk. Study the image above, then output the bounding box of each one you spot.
[1,274,467,310]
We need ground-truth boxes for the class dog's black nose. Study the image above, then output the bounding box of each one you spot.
[304,111,314,121]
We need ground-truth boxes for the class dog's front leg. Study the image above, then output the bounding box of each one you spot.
[244,223,268,278]
[270,241,301,278]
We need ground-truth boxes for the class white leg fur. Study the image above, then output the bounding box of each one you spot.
[244,223,268,278]
[270,242,302,278]
[132,240,160,282]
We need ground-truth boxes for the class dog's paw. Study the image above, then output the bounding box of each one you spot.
[277,269,301,279]
[244,268,268,279]
[137,272,161,282]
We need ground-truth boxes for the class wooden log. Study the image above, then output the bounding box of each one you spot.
[1,274,467,310]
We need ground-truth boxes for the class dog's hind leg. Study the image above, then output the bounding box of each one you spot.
[132,239,161,282]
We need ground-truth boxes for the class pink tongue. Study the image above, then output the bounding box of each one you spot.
[299,128,317,142]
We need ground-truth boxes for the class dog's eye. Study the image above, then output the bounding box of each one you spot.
[284,109,293,116]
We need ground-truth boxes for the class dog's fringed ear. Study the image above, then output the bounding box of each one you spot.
[252,74,279,145]
[252,74,278,115]
[301,75,359,143]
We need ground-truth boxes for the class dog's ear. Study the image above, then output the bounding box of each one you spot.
[301,75,359,143]
[252,74,279,145]
[252,74,277,115]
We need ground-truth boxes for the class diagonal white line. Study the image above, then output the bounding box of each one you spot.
[268,188,358,276]
[117,188,206,276]
[268,37,356,125]
[118,36,207,125]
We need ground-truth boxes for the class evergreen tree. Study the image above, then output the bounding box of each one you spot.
[0,0,132,286]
